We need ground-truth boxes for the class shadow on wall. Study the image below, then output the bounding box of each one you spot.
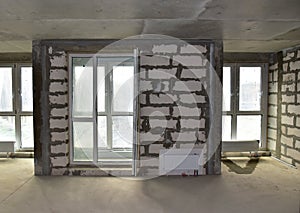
[222,158,260,174]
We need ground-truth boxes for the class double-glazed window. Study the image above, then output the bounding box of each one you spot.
[70,55,135,163]
[222,64,268,148]
[0,64,33,149]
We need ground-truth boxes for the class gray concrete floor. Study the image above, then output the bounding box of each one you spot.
[0,157,299,213]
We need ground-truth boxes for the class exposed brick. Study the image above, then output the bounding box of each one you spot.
[289,61,300,71]
[140,132,164,143]
[268,94,277,105]
[172,131,205,142]
[283,52,295,61]
[173,106,201,117]
[267,117,277,128]
[281,115,294,126]
[181,68,206,79]
[268,105,277,117]
[152,44,177,54]
[281,145,286,155]
[281,126,287,135]
[286,148,300,161]
[282,73,295,83]
[296,117,300,128]
[282,94,295,103]
[51,132,68,141]
[181,119,205,129]
[267,139,276,151]
[49,82,68,93]
[180,44,207,54]
[281,84,295,92]
[150,94,177,104]
[140,107,169,116]
[287,127,300,137]
[281,104,286,114]
[50,108,68,117]
[140,55,170,66]
[173,81,203,92]
[51,156,68,167]
[140,81,153,91]
[149,119,177,129]
[287,105,300,114]
[51,143,67,154]
[50,69,67,80]
[281,135,294,147]
[50,55,67,67]
[148,68,177,79]
[268,128,277,140]
[283,63,288,72]
[179,94,205,104]
[268,83,277,93]
[280,155,293,164]
[139,94,146,105]
[49,94,68,105]
[50,118,68,129]
[173,55,203,66]
[295,140,300,149]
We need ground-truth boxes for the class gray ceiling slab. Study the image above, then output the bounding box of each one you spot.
[0,0,299,53]
[0,0,208,20]
[199,0,300,21]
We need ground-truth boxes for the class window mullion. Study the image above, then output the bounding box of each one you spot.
[106,63,113,150]
[93,56,98,163]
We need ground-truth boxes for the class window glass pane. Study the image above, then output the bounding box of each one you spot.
[21,116,34,148]
[73,122,93,161]
[0,67,13,112]
[237,115,261,141]
[222,115,232,141]
[21,67,33,112]
[98,116,107,148]
[112,116,133,148]
[239,67,261,111]
[222,67,231,111]
[72,58,93,117]
[113,66,134,112]
[0,116,15,141]
[97,66,105,112]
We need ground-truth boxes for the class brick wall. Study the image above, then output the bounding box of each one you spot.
[139,45,209,151]
[268,46,300,168]
[33,40,222,176]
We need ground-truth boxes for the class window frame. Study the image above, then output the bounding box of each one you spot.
[69,54,136,165]
[222,63,268,149]
[0,63,33,150]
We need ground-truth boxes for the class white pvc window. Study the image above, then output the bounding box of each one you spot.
[70,55,135,164]
[222,64,268,148]
[0,65,33,149]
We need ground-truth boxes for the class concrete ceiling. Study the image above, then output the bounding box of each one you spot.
[0,0,299,53]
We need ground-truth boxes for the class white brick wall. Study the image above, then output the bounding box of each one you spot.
[173,55,204,67]
[173,81,203,92]
[152,44,177,54]
[140,107,169,116]
[179,94,205,104]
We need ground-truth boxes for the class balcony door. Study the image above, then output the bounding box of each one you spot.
[222,64,268,148]
[0,64,33,150]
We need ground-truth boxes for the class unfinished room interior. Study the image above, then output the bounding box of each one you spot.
[0,0,299,212]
